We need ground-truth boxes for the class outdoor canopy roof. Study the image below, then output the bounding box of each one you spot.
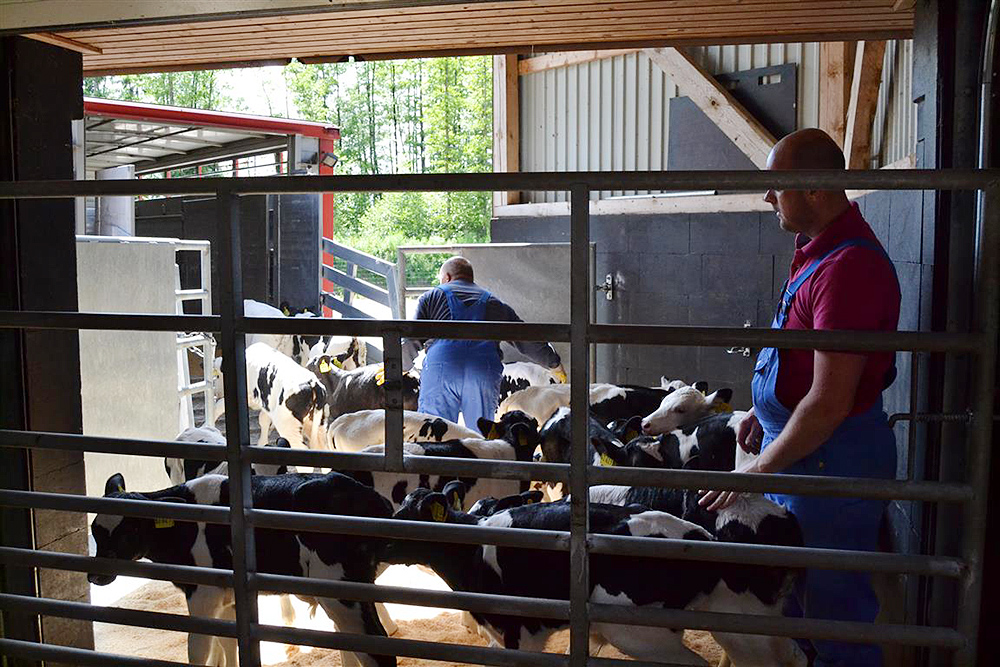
[5,0,916,76]
[83,98,339,175]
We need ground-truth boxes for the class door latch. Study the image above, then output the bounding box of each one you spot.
[726,320,753,357]
[596,273,614,301]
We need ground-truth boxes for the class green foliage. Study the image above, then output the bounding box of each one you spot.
[84,71,228,109]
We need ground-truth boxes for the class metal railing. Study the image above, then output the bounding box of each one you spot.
[322,238,401,319]
[0,168,996,667]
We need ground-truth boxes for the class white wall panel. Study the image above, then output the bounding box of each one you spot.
[519,41,915,203]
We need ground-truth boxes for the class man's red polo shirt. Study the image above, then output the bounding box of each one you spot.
[774,203,901,415]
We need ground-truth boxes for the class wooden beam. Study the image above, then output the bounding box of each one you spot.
[819,41,856,148]
[893,0,916,11]
[493,54,521,208]
[844,40,887,169]
[23,33,103,55]
[518,49,640,75]
[644,46,776,168]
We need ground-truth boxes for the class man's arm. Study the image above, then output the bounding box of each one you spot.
[401,290,439,370]
[489,299,563,369]
[699,349,866,510]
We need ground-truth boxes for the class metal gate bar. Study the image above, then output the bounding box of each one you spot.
[0,168,996,667]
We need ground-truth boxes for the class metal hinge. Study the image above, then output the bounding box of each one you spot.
[726,319,753,357]
[596,273,614,301]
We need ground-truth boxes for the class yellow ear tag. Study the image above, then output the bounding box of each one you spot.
[430,502,446,522]
[154,518,174,529]
[333,357,344,369]
[711,402,732,414]
[487,426,499,440]
[626,430,639,442]
[451,495,463,511]
[375,366,386,386]
[115,485,125,494]
[518,433,528,448]
[524,496,536,505]
[318,359,332,373]
[282,306,291,316]
[599,453,617,467]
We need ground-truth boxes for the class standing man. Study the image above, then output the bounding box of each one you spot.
[699,129,900,667]
[404,256,565,432]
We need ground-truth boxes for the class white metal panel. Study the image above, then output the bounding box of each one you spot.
[519,41,917,203]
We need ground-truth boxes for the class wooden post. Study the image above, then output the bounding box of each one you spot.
[819,41,856,148]
[493,53,520,208]
[844,40,888,169]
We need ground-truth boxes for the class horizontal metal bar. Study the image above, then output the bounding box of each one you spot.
[254,623,569,667]
[322,291,375,319]
[323,264,391,305]
[179,380,211,397]
[0,546,233,589]
[0,490,230,524]
[176,288,209,298]
[252,573,569,620]
[0,310,221,332]
[0,429,227,462]
[0,638,196,667]
[588,324,984,353]
[888,411,974,426]
[587,534,964,578]
[323,238,395,274]
[587,465,973,503]
[587,604,965,649]
[176,334,213,348]
[0,592,237,639]
[2,169,998,199]
[246,445,570,483]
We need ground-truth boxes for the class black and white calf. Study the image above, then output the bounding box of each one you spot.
[386,488,806,666]
[498,383,674,426]
[307,358,420,424]
[536,407,625,468]
[327,410,480,453]
[348,411,540,510]
[246,342,329,450]
[164,426,291,485]
[609,411,745,472]
[89,472,395,667]
[497,361,563,405]
[244,299,364,369]
[640,385,734,435]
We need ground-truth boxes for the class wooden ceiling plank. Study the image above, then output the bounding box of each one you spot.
[844,40,888,169]
[82,15,915,60]
[819,41,856,148]
[519,49,641,74]
[644,46,775,167]
[892,0,916,10]
[65,0,904,43]
[23,32,103,54]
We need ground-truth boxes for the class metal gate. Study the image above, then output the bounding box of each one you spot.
[0,167,996,667]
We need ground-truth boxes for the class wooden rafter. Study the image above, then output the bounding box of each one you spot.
[819,41,856,148]
[493,54,521,207]
[23,32,103,55]
[644,47,776,168]
[518,49,640,75]
[844,40,887,169]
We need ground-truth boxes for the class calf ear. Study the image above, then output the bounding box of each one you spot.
[693,380,709,395]
[477,418,500,439]
[316,355,334,374]
[418,492,451,523]
[274,437,291,449]
[521,490,544,505]
[442,480,466,511]
[708,388,734,413]
[105,473,126,496]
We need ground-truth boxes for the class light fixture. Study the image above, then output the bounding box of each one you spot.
[321,152,339,168]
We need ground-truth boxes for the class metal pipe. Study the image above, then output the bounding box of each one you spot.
[0,489,230,523]
[0,638,197,667]
[888,411,973,427]
[254,623,569,667]
[0,429,227,461]
[568,184,591,666]
[252,573,570,620]
[586,604,965,649]
[0,310,221,332]
[0,546,234,589]
[0,592,237,638]
[382,332,405,471]
[216,187,261,667]
[1,169,997,199]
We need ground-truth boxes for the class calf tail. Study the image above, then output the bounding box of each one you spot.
[310,382,328,449]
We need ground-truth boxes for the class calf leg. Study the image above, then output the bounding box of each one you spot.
[257,410,272,447]
[185,586,229,666]
[316,597,393,667]
[218,599,238,667]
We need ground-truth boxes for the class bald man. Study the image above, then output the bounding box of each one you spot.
[404,256,565,432]
[699,129,900,667]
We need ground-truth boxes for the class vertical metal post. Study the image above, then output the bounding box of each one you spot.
[568,184,591,665]
[382,332,405,472]
[396,248,408,320]
[954,182,1000,666]
[216,186,261,667]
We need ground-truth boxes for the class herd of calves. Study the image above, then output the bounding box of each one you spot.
[90,322,807,667]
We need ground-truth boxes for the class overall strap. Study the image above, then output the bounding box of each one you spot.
[785,238,884,299]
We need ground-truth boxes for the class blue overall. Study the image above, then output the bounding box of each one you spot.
[418,282,503,434]
[753,239,897,667]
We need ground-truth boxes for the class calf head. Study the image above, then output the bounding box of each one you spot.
[88,474,187,585]
[641,386,733,435]
[478,410,540,461]
[468,489,544,518]
[538,408,624,466]
[607,415,644,444]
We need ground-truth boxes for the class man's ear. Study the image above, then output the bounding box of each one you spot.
[105,473,126,496]
[418,492,451,523]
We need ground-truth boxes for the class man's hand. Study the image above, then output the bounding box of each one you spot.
[697,456,763,512]
[736,407,763,454]
[551,364,567,384]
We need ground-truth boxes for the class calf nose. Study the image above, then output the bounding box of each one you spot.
[641,420,652,433]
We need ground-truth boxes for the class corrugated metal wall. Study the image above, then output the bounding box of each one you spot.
[520,41,915,203]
